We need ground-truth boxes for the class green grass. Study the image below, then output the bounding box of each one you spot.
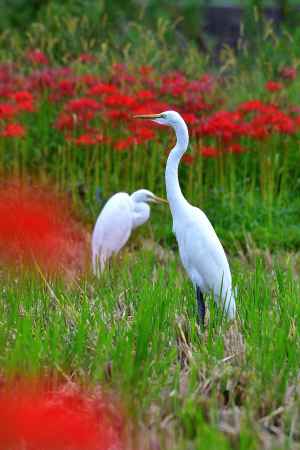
[1,249,300,449]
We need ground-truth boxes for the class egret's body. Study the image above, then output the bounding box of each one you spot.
[92,189,166,274]
[134,111,236,323]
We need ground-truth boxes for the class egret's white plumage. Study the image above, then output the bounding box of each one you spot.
[134,111,236,322]
[92,189,166,274]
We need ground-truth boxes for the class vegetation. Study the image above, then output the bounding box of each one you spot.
[0,4,300,449]
[1,251,300,448]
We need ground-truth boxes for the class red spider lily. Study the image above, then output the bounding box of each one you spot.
[27,49,49,65]
[0,380,125,450]
[279,66,297,81]
[294,115,300,128]
[1,122,26,138]
[73,134,97,146]
[197,111,245,141]
[135,90,155,102]
[184,97,212,114]
[0,103,16,120]
[115,136,137,151]
[135,127,156,142]
[80,74,101,87]
[182,154,195,165]
[12,90,33,104]
[0,182,86,275]
[132,101,170,117]
[65,98,100,124]
[105,110,130,121]
[78,53,96,63]
[193,74,216,94]
[160,71,187,96]
[181,112,198,125]
[128,123,156,142]
[55,113,77,131]
[139,65,153,77]
[249,108,295,136]
[265,80,283,92]
[238,99,267,113]
[201,146,219,158]
[58,79,77,97]
[88,83,119,96]
[67,97,100,113]
[69,133,107,146]
[111,63,137,86]
[12,90,35,113]
[104,94,136,108]
[227,143,247,154]
[27,68,71,92]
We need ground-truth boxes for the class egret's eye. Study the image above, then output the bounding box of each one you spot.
[161,114,167,119]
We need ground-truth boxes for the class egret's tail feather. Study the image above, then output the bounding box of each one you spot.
[223,287,236,320]
[92,248,107,277]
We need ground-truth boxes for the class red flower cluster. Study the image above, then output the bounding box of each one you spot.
[0,181,87,275]
[27,49,49,65]
[265,80,283,92]
[0,49,299,160]
[279,66,297,81]
[0,380,125,450]
[0,83,35,138]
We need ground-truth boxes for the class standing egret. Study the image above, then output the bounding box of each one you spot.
[92,189,167,274]
[134,111,236,324]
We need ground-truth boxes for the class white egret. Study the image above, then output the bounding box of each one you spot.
[134,111,236,324]
[92,189,167,274]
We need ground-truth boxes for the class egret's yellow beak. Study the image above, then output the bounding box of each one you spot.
[153,195,168,204]
[133,113,163,120]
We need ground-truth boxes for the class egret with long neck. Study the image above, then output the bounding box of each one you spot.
[134,111,236,324]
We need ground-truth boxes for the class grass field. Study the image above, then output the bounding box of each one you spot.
[1,246,300,449]
[1,8,300,448]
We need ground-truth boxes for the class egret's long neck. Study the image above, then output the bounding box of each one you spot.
[165,120,189,217]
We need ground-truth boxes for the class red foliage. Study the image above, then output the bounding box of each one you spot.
[0,380,125,450]
[0,181,87,275]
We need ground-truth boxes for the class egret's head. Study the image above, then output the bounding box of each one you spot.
[131,189,168,205]
[134,110,183,127]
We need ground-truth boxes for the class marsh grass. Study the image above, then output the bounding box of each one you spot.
[1,250,300,449]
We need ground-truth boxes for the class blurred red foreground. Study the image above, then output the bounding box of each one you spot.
[0,380,125,450]
[0,180,88,276]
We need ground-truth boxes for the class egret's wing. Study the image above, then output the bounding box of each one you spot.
[92,193,133,272]
[175,207,232,295]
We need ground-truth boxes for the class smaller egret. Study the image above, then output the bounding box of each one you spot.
[92,189,167,274]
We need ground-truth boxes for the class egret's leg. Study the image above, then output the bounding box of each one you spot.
[196,286,205,326]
